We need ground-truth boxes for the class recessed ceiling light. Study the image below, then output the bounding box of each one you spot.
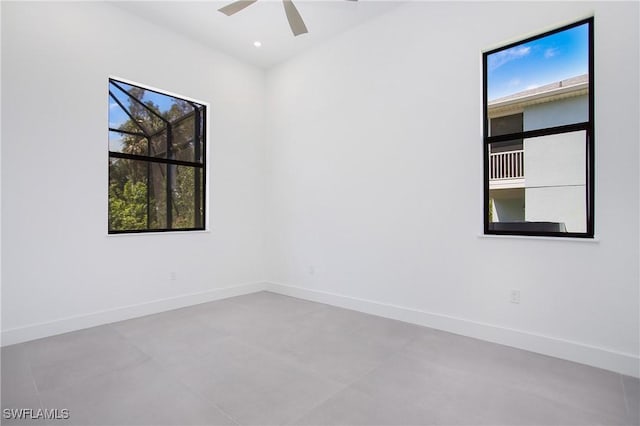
[253,41,262,48]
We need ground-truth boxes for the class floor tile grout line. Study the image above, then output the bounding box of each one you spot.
[223,291,334,318]
[37,354,152,398]
[148,354,242,426]
[25,353,46,412]
[186,300,365,384]
[514,371,630,422]
[123,297,330,423]
[186,294,469,419]
[392,339,632,424]
[165,296,409,425]
[9,293,632,425]
[30,325,152,396]
[107,319,228,366]
[216,326,359,395]
[288,334,419,425]
[105,295,354,412]
[193,295,329,335]
[85,330,241,425]
[621,373,632,421]
[106,321,246,424]
[225,314,411,390]
[284,376,355,426]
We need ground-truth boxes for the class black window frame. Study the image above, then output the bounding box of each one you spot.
[483,18,595,238]
[108,78,207,234]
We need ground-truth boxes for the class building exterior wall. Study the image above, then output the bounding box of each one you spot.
[524,95,588,130]
[490,94,589,231]
[525,186,586,232]
[523,130,587,232]
[491,189,525,222]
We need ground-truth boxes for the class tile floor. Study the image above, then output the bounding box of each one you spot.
[1,291,638,425]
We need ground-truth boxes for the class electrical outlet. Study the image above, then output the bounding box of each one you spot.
[308,266,315,276]
[169,272,177,281]
[510,289,521,304]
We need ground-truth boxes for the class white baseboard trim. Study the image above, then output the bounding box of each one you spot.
[4,280,637,378]
[265,282,640,378]
[1,281,267,347]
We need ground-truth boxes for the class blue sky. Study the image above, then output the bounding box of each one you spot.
[109,81,178,151]
[109,81,176,129]
[487,23,589,101]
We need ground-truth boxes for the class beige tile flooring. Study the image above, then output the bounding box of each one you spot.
[2,291,638,425]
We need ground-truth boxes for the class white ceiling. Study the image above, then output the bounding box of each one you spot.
[110,0,403,69]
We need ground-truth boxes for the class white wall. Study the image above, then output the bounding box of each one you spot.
[1,2,266,342]
[2,0,638,378]
[265,2,639,375]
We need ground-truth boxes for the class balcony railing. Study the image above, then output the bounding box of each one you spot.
[489,149,524,180]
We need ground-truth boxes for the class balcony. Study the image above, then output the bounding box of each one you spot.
[489,149,524,189]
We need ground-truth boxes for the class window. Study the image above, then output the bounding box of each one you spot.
[483,18,594,238]
[490,113,523,153]
[108,78,206,233]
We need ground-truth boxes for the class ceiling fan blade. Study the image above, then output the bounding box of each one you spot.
[282,0,308,36]
[218,0,258,16]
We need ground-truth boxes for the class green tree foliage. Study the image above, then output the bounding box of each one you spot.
[109,181,148,230]
[109,84,201,231]
[488,197,494,222]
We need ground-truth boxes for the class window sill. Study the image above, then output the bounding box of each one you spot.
[478,234,599,243]
[107,229,211,237]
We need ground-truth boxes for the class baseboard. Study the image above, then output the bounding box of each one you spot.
[1,281,268,347]
[4,280,638,378]
[265,281,640,378]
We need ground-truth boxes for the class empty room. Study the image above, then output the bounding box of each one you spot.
[1,1,639,425]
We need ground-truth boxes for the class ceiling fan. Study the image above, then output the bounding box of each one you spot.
[218,0,358,37]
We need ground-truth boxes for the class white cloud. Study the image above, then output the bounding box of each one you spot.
[109,102,118,110]
[488,46,531,71]
[544,48,559,59]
